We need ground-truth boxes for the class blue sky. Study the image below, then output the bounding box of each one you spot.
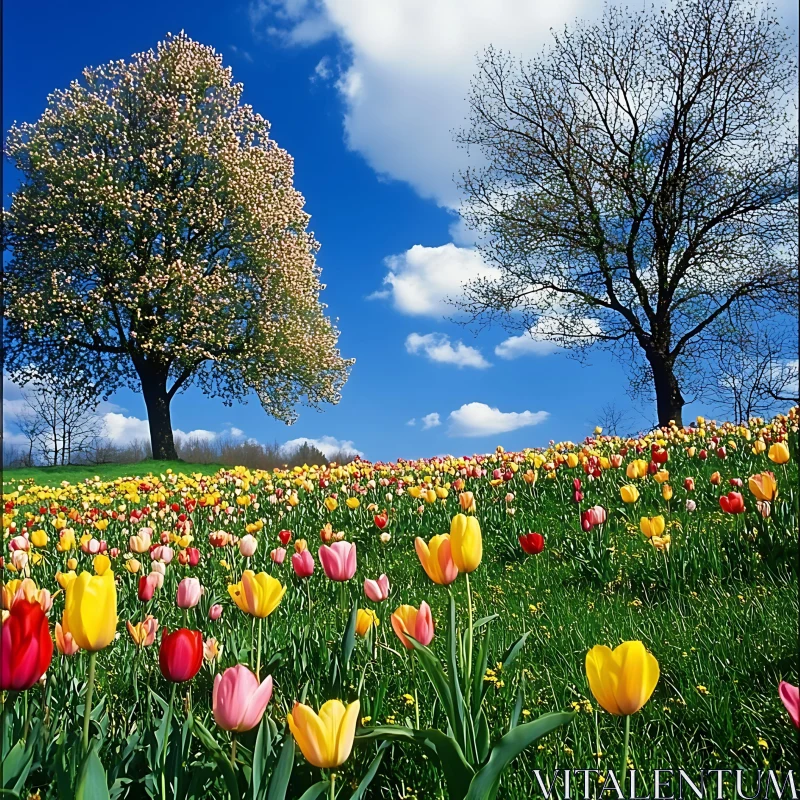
[3,0,797,462]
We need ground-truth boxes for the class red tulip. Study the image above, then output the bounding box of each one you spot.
[1,599,53,691]
[138,573,159,601]
[159,628,203,683]
[278,529,292,546]
[684,477,695,491]
[185,547,201,567]
[519,532,545,555]
[719,492,745,514]
[374,512,389,530]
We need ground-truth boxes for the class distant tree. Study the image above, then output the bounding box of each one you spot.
[455,0,798,426]
[3,33,352,460]
[707,319,798,421]
[12,372,100,466]
[596,404,629,437]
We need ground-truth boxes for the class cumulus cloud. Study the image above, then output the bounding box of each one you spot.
[421,412,441,430]
[447,402,549,437]
[281,435,363,459]
[250,0,608,208]
[405,332,490,369]
[370,243,499,316]
[495,318,603,359]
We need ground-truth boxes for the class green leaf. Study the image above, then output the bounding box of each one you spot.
[190,718,240,800]
[356,726,474,800]
[465,711,576,800]
[472,614,499,632]
[2,741,32,792]
[252,718,266,800]
[75,746,111,800]
[342,602,359,671]
[509,676,525,732]
[446,593,466,748]
[406,636,457,736]
[499,631,530,671]
[296,781,329,800]
[348,742,388,800]
[471,624,491,717]
[265,736,294,800]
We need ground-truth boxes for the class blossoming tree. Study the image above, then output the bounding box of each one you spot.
[3,33,352,459]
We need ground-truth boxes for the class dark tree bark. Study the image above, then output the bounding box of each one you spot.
[647,352,686,427]
[139,367,178,461]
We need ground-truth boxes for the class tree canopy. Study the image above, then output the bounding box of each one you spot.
[3,33,352,457]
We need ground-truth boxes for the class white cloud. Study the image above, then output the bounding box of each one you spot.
[447,402,549,437]
[495,318,603,359]
[405,332,490,369]
[281,435,363,459]
[370,243,499,316]
[101,412,151,444]
[495,332,561,359]
[313,55,332,80]
[252,0,607,208]
[421,412,441,430]
[406,418,416,426]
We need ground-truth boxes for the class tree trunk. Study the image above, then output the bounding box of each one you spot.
[648,352,685,427]
[139,367,178,460]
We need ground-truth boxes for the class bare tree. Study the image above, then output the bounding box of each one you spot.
[708,321,798,421]
[13,373,101,466]
[455,0,798,426]
[597,404,630,437]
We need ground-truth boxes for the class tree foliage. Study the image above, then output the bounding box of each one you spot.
[455,0,798,425]
[3,33,352,457]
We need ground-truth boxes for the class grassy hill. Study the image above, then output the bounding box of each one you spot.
[2,459,224,488]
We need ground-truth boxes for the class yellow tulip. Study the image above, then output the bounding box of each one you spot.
[56,570,77,590]
[30,529,48,548]
[93,554,111,575]
[752,439,766,455]
[585,641,660,716]
[449,514,482,573]
[566,453,579,469]
[748,471,778,502]
[661,484,673,501]
[63,570,117,652]
[414,534,458,585]
[57,530,76,552]
[126,558,141,574]
[423,489,437,504]
[66,557,78,571]
[768,442,790,464]
[620,485,640,504]
[228,570,286,618]
[324,497,338,512]
[639,516,665,539]
[288,699,360,769]
[653,470,669,484]
[407,486,422,499]
[355,608,379,637]
[626,460,648,480]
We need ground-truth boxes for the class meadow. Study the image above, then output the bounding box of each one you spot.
[2,410,799,799]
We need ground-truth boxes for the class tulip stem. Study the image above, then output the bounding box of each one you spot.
[329,771,336,800]
[256,617,264,681]
[161,682,177,800]
[620,714,631,791]
[82,651,97,755]
[230,733,238,769]
[465,573,474,693]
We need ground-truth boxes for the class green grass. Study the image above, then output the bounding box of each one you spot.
[2,459,223,487]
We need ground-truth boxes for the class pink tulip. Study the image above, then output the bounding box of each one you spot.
[11,551,28,571]
[151,545,174,564]
[209,604,223,621]
[81,537,101,555]
[270,547,286,565]
[239,535,258,558]
[319,541,357,582]
[148,570,165,590]
[364,574,390,602]
[779,681,799,728]
[213,665,273,732]
[391,601,434,650]
[291,550,315,579]
[10,535,29,551]
[176,577,202,609]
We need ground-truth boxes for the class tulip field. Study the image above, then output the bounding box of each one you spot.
[2,410,799,799]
